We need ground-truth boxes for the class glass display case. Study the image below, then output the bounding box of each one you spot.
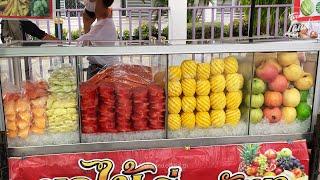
[0,40,319,155]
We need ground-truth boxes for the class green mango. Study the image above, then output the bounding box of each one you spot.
[301,0,315,16]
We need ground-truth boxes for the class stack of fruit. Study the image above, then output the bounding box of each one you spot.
[115,85,133,132]
[239,145,308,179]
[247,52,313,124]
[15,97,32,139]
[148,84,165,129]
[98,85,116,132]
[168,65,183,130]
[223,57,244,126]
[26,81,49,135]
[80,84,98,133]
[168,56,244,131]
[46,66,78,133]
[4,93,21,138]
[132,87,149,130]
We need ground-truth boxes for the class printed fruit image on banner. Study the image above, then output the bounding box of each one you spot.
[294,0,320,21]
[0,0,53,19]
[239,144,308,179]
[8,140,309,180]
[248,52,315,135]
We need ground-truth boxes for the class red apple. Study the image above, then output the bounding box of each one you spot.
[274,167,284,175]
[256,61,279,82]
[264,91,283,107]
[268,75,288,92]
[265,149,277,160]
[264,107,282,123]
[292,168,303,178]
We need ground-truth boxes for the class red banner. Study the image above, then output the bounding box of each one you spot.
[9,140,309,180]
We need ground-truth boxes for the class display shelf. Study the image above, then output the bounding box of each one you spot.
[8,133,312,157]
[0,40,319,158]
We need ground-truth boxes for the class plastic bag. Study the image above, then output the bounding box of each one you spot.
[80,62,165,134]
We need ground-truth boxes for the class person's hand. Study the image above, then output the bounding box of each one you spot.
[83,40,92,46]
[42,34,58,41]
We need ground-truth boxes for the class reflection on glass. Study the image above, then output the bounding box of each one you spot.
[248,52,316,135]
[167,53,253,138]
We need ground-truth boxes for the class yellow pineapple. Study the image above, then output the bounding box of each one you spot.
[169,66,182,81]
[210,92,226,110]
[224,56,239,74]
[225,73,244,92]
[197,63,211,80]
[210,110,226,128]
[168,114,181,131]
[226,91,243,109]
[225,109,241,126]
[210,74,226,93]
[196,112,211,128]
[168,97,182,114]
[181,79,196,96]
[196,80,210,96]
[196,96,210,112]
[181,112,196,129]
[181,60,197,79]
[182,96,197,113]
[168,81,182,97]
[210,59,224,75]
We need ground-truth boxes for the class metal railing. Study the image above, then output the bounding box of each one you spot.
[33,7,170,44]
[187,4,292,43]
[30,4,292,43]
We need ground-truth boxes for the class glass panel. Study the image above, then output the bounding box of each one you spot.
[1,56,80,147]
[248,51,317,135]
[167,53,253,138]
[78,54,166,142]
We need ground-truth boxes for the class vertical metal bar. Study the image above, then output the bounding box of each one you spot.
[311,52,320,132]
[38,57,43,78]
[0,64,6,131]
[57,12,62,40]
[239,7,243,37]
[248,0,256,43]
[158,9,162,43]
[77,11,82,33]
[201,8,205,44]
[266,7,270,36]
[192,9,196,43]
[248,8,251,36]
[7,60,13,83]
[229,7,234,38]
[211,8,215,42]
[75,56,82,143]
[257,7,261,36]
[129,10,132,43]
[67,11,72,43]
[148,10,152,42]
[46,20,51,35]
[119,10,123,40]
[165,54,169,139]
[284,7,288,34]
[275,7,279,36]
[220,8,225,40]
[138,10,142,44]
[12,59,22,88]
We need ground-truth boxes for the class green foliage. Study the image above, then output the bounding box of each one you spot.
[133,23,158,40]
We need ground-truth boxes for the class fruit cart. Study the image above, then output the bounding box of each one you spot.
[0,40,320,180]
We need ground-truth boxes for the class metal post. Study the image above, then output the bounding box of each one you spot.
[248,0,256,43]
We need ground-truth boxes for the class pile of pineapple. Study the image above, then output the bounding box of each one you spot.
[168,56,244,131]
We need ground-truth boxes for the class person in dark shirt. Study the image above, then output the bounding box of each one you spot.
[1,20,57,43]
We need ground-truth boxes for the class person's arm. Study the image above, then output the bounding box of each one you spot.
[20,20,57,40]
[83,9,96,34]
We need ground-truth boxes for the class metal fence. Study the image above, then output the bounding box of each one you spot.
[31,4,292,43]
